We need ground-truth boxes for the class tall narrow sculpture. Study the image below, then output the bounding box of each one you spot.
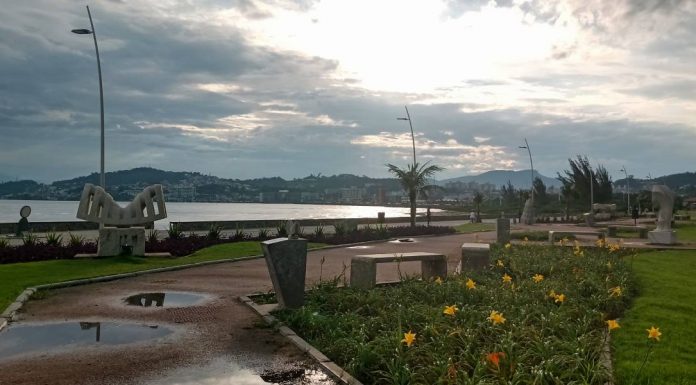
[77,184,167,256]
[647,185,677,245]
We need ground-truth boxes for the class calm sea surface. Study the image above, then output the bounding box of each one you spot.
[0,200,440,229]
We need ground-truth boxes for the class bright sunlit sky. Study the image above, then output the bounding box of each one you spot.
[1,0,695,182]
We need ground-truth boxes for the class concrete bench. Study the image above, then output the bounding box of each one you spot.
[607,225,648,238]
[549,230,605,244]
[460,243,490,272]
[350,252,447,289]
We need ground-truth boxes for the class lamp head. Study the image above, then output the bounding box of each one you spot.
[71,28,93,34]
[396,117,409,121]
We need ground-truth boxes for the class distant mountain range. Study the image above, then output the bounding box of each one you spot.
[439,170,561,189]
[2,167,696,202]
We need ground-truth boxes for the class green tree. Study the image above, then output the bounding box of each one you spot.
[387,161,444,227]
[473,191,484,222]
[557,155,613,206]
[501,180,517,205]
[532,177,548,205]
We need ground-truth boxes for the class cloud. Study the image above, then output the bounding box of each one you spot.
[0,0,695,184]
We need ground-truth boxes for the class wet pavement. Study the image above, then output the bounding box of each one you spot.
[123,292,208,308]
[0,321,174,360]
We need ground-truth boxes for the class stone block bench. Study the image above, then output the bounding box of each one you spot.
[350,252,447,289]
[549,230,605,244]
[460,243,490,272]
[606,225,648,238]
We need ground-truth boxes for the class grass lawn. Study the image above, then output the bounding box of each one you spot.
[612,250,696,384]
[454,223,494,233]
[0,241,326,313]
[674,223,696,243]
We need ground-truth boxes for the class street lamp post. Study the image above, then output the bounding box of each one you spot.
[518,138,534,204]
[397,106,416,166]
[72,5,105,192]
[620,166,630,215]
[518,138,534,225]
[589,164,594,211]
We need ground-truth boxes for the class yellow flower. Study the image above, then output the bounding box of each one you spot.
[647,326,662,341]
[496,259,505,267]
[523,236,529,244]
[561,237,569,245]
[435,276,443,285]
[532,274,544,283]
[443,305,459,316]
[488,310,506,325]
[548,289,556,298]
[504,243,512,249]
[402,330,416,347]
[609,286,622,297]
[596,238,606,247]
[606,319,620,331]
[607,261,613,269]
[502,274,512,284]
[466,278,476,290]
[608,243,621,252]
[574,247,584,257]
[554,293,566,304]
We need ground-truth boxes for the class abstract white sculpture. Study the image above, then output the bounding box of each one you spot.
[648,185,677,244]
[76,184,168,256]
[77,183,167,226]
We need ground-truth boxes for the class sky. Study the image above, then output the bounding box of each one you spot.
[1,0,695,183]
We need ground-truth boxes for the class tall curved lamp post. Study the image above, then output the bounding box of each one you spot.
[620,166,630,214]
[519,138,534,223]
[72,5,105,192]
[397,106,416,165]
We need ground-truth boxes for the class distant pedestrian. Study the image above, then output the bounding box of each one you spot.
[631,205,639,225]
[469,211,476,223]
[426,207,432,226]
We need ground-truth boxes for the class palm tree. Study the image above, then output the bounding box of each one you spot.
[388,161,444,227]
[473,191,484,222]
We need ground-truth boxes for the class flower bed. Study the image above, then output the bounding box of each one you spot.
[274,243,636,384]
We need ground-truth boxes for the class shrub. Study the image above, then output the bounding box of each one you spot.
[276,221,288,237]
[231,225,246,241]
[167,223,183,240]
[45,230,63,247]
[207,223,223,240]
[68,233,86,248]
[146,229,159,243]
[22,233,40,247]
[257,228,269,240]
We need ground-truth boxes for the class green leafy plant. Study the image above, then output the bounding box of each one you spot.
[45,230,63,247]
[167,223,183,240]
[314,224,325,239]
[22,232,39,247]
[257,228,269,240]
[232,225,246,241]
[68,233,86,248]
[207,223,223,240]
[146,229,159,243]
[276,221,288,237]
[0,238,9,248]
[333,221,346,236]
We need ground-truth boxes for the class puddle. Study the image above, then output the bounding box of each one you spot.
[346,245,373,249]
[124,292,207,308]
[389,238,416,243]
[143,357,335,385]
[0,321,173,360]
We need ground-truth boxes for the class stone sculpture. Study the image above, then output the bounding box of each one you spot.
[261,237,308,309]
[76,184,167,256]
[520,198,535,225]
[77,183,166,226]
[647,185,677,244]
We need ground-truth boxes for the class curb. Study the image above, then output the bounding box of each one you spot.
[240,295,363,385]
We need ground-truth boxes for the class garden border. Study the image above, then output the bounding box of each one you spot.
[240,295,364,385]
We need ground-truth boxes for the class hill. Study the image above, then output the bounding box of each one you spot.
[439,170,560,188]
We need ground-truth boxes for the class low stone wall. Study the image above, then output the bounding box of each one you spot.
[171,215,470,231]
[0,221,99,234]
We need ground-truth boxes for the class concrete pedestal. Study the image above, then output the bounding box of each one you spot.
[648,230,677,245]
[261,238,307,309]
[98,227,146,257]
[459,243,490,272]
[495,218,510,245]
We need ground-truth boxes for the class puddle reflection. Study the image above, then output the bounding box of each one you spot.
[144,357,335,385]
[124,292,206,308]
[0,321,172,360]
